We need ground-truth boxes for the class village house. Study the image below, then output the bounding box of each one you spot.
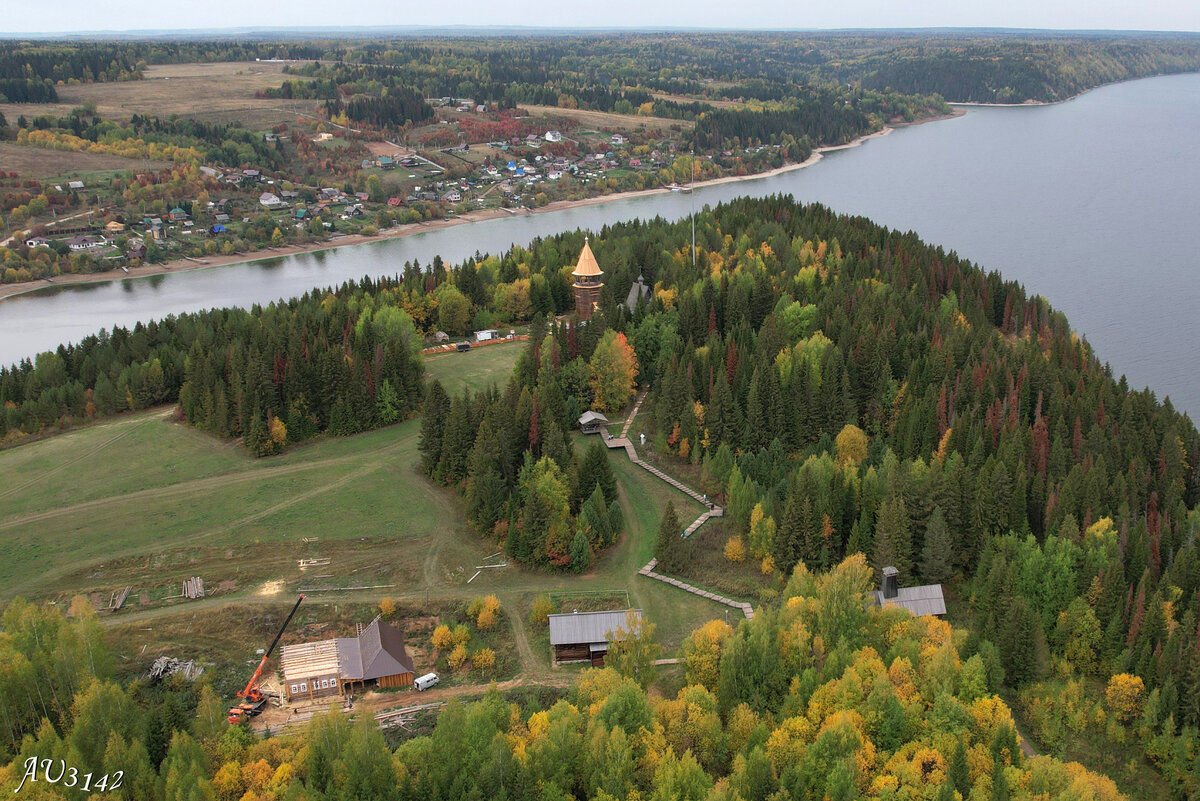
[68,234,106,251]
[259,192,285,209]
[279,617,415,703]
[168,207,188,222]
[610,133,628,145]
[544,130,563,143]
[25,236,51,248]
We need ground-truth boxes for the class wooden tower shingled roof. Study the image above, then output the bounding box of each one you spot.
[572,238,603,278]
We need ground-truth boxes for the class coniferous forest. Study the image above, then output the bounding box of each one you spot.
[2,196,1200,796]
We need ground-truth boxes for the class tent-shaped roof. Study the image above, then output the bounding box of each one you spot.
[572,239,603,278]
[578,410,609,426]
[549,609,641,646]
[625,273,652,312]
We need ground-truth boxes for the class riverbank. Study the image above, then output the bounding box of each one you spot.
[0,111,960,303]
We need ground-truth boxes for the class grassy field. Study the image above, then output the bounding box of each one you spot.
[425,341,522,395]
[519,105,691,136]
[0,62,318,129]
[0,352,727,689]
[0,142,169,179]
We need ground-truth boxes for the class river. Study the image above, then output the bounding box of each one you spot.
[2,72,1198,414]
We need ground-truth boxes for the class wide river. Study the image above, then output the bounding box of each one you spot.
[2,72,1198,413]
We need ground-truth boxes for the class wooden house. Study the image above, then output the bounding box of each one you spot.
[548,609,641,665]
[279,617,414,703]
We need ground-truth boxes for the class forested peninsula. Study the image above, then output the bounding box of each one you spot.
[2,195,1199,796]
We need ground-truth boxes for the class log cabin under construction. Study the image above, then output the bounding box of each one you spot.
[279,617,414,703]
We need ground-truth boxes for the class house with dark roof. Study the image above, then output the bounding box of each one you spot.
[548,609,641,665]
[279,617,415,703]
[873,566,946,617]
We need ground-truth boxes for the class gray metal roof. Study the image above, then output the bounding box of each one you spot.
[548,609,641,646]
[874,584,946,617]
[578,411,609,425]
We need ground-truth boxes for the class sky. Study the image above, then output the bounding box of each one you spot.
[8,0,1200,35]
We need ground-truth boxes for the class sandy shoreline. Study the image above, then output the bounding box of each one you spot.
[0,111,961,303]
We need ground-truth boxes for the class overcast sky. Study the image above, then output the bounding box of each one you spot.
[9,0,1200,35]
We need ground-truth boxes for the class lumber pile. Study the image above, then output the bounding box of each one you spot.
[182,577,205,599]
[148,656,204,682]
[109,585,133,611]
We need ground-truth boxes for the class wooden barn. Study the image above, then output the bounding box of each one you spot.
[548,609,641,666]
[279,617,414,703]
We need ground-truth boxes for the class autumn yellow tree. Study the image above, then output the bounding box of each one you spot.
[589,331,639,414]
[835,424,868,466]
[1105,673,1145,724]
[681,619,734,691]
[431,624,453,651]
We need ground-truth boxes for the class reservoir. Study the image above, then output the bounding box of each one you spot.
[2,72,1199,414]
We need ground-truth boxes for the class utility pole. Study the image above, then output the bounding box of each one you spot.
[690,150,696,267]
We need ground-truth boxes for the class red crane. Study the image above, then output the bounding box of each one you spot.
[228,594,305,724]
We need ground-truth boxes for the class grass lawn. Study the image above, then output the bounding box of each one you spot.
[0,363,729,692]
[425,341,522,395]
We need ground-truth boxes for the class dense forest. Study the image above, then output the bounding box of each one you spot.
[0,558,1137,801]
[3,195,1200,793]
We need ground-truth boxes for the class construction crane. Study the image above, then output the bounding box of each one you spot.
[228,594,304,724]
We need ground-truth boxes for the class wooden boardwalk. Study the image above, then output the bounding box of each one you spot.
[597,389,754,621]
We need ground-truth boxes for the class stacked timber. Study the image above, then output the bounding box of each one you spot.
[182,577,205,599]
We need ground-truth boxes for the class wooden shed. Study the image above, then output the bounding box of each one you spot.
[279,617,414,703]
[548,609,641,666]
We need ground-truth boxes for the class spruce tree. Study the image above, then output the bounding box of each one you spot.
[950,738,971,798]
[569,530,592,574]
[921,505,955,584]
[576,441,618,508]
[418,380,451,475]
[655,501,684,573]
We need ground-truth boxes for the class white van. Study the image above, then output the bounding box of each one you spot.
[414,672,439,691]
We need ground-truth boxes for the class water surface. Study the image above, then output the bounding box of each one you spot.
[3,72,1198,413]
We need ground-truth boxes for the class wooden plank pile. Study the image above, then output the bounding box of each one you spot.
[182,577,205,599]
[148,656,204,681]
[109,585,133,611]
[374,702,445,730]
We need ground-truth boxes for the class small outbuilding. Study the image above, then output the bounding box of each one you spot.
[578,410,609,434]
[873,566,945,617]
[548,609,641,666]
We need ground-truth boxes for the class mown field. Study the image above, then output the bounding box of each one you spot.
[0,62,317,129]
[0,342,728,687]
[424,340,523,395]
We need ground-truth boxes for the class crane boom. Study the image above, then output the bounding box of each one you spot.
[237,594,305,698]
[228,594,304,724]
